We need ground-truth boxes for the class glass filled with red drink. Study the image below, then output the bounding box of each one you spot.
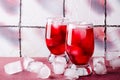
[66,22,94,75]
[45,17,68,61]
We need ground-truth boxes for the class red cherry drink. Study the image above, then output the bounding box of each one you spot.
[66,23,94,65]
[45,21,67,55]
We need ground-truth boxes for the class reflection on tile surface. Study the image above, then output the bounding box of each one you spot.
[0,27,19,57]
[21,28,50,57]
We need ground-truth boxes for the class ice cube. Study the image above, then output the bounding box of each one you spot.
[64,68,79,79]
[38,64,51,79]
[23,56,34,70]
[93,62,107,75]
[4,61,23,75]
[109,58,120,69]
[27,61,44,73]
[55,56,67,64]
[48,54,55,63]
[52,62,66,74]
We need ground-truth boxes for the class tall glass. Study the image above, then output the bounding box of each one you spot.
[45,17,68,61]
[66,22,94,75]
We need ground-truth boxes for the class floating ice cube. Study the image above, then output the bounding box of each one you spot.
[23,56,34,70]
[64,68,79,79]
[4,61,23,75]
[55,56,67,64]
[27,61,44,73]
[109,58,120,69]
[38,64,51,79]
[52,62,66,74]
[48,54,55,63]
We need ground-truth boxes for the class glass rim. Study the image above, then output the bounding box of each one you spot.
[47,17,69,21]
[67,22,93,29]
[68,21,93,26]
[47,17,69,25]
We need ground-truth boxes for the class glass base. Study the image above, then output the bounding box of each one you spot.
[76,64,92,76]
[48,53,69,63]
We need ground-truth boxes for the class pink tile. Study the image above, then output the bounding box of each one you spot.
[106,27,120,51]
[107,0,120,25]
[21,28,50,57]
[65,0,104,25]
[21,0,63,26]
[0,0,20,26]
[0,27,19,57]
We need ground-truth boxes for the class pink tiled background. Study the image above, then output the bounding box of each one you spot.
[0,0,120,57]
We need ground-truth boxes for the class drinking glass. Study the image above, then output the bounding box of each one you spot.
[66,22,94,75]
[45,17,68,61]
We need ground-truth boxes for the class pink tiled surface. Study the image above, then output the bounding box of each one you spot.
[0,57,120,80]
[0,57,66,80]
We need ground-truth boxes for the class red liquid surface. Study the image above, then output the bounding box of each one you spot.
[45,24,67,55]
[66,27,94,65]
